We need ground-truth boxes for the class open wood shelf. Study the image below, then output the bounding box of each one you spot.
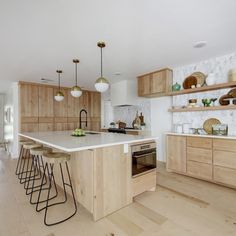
[168,105,236,112]
[167,81,236,96]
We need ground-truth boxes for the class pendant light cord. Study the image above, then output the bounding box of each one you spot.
[75,62,78,86]
[101,47,103,77]
[58,73,61,91]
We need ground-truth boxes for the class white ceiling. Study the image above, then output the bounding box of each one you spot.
[0,0,236,92]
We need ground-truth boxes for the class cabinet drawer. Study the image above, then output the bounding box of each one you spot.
[187,161,212,180]
[214,166,236,187]
[213,139,236,152]
[187,147,212,164]
[132,171,156,197]
[213,150,236,169]
[187,137,212,149]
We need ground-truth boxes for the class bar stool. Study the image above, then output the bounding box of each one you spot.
[26,146,55,204]
[36,152,77,226]
[15,140,35,175]
[19,143,43,184]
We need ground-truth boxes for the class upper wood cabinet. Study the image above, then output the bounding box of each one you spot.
[67,91,80,118]
[38,86,54,117]
[79,91,91,116]
[90,92,101,118]
[53,88,68,117]
[138,68,173,98]
[167,135,186,173]
[20,83,39,117]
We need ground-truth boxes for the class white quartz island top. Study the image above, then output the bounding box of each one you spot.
[19,131,157,152]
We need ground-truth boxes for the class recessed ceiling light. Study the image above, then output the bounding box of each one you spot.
[193,41,207,48]
[41,78,55,83]
[114,72,121,76]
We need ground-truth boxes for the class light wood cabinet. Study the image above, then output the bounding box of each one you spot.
[19,82,101,133]
[167,135,186,173]
[167,135,236,189]
[138,68,173,98]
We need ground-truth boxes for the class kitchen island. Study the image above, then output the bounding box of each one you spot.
[19,131,158,221]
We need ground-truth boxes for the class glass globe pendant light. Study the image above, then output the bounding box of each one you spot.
[95,41,109,93]
[71,59,82,97]
[54,70,64,102]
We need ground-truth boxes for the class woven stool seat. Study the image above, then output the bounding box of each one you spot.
[23,143,42,150]
[19,140,35,145]
[43,152,70,164]
[30,147,52,156]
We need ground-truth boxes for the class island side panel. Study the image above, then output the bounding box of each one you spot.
[70,150,94,214]
[93,144,132,221]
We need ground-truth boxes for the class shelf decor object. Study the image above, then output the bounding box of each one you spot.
[54,70,64,102]
[95,41,109,93]
[203,118,221,135]
[71,59,82,98]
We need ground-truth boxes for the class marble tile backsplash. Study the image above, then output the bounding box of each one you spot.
[172,52,236,135]
[113,100,151,129]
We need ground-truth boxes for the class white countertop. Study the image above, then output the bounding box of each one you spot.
[19,131,157,152]
[166,132,236,140]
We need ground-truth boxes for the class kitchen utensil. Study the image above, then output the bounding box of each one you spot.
[183,76,197,89]
[172,82,181,91]
[203,118,221,134]
[228,88,236,97]
[212,124,228,136]
[191,72,206,86]
[219,94,234,106]
[206,73,216,86]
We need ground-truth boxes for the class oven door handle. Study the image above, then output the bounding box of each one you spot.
[133,152,156,158]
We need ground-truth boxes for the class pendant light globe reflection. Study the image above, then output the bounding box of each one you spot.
[95,77,109,93]
[95,41,109,93]
[54,91,64,102]
[71,85,82,97]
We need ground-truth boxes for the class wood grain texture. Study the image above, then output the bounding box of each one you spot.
[93,145,132,221]
[214,166,236,187]
[38,86,54,117]
[132,170,156,197]
[187,160,212,180]
[167,135,187,173]
[187,147,212,164]
[53,88,68,117]
[187,137,212,149]
[213,138,236,152]
[213,150,236,169]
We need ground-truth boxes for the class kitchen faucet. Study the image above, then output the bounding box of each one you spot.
[79,109,88,129]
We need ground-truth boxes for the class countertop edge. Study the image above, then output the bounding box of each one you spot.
[19,133,158,153]
[166,132,236,140]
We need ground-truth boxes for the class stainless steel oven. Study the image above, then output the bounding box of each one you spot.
[131,142,157,177]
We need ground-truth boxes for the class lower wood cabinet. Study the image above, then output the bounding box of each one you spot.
[167,135,186,173]
[167,135,236,189]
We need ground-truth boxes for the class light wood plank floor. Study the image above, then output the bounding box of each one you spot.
[0,151,236,236]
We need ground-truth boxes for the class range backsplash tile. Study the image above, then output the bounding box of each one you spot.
[113,100,151,129]
[172,52,236,135]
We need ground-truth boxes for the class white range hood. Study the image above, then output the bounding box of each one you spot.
[111,80,138,106]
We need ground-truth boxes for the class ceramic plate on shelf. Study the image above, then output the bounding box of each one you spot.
[191,72,206,86]
[183,76,197,89]
[203,118,221,135]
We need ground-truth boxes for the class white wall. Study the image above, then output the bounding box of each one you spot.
[150,97,172,162]
[0,94,4,141]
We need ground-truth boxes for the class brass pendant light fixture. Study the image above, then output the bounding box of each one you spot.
[71,59,82,97]
[95,41,109,93]
[54,70,64,102]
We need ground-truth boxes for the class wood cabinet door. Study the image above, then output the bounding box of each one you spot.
[138,75,151,96]
[150,71,165,94]
[67,91,80,118]
[53,88,68,117]
[167,135,187,173]
[38,86,54,117]
[79,91,91,117]
[90,92,101,118]
[20,84,39,117]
